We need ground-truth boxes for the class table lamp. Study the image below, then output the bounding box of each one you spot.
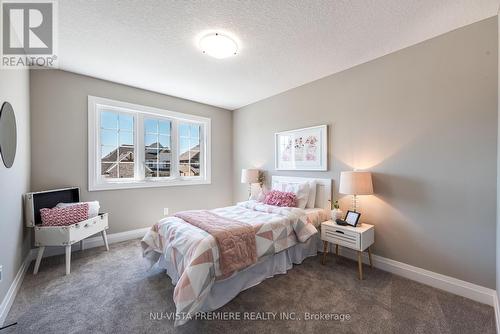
[241,169,260,198]
[339,171,373,212]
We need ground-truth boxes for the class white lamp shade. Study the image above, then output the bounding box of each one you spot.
[339,171,373,195]
[241,169,259,184]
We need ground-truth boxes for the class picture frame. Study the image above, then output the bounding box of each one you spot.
[274,124,327,171]
[344,210,361,227]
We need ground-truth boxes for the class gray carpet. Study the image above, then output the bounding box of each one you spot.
[4,240,495,334]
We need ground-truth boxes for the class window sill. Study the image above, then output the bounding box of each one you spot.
[88,178,211,191]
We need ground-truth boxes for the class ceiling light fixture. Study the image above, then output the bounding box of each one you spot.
[199,32,238,59]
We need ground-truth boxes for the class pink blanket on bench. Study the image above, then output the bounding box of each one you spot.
[174,210,257,276]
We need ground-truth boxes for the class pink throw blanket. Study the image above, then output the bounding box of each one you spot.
[174,210,257,276]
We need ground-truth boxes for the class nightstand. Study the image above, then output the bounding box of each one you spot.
[321,221,374,280]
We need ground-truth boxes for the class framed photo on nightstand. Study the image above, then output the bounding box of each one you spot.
[344,210,361,227]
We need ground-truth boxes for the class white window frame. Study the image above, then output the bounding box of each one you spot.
[88,96,211,191]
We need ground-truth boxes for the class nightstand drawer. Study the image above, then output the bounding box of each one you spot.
[321,226,360,249]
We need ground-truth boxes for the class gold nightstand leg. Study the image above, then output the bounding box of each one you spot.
[368,247,373,268]
[335,244,339,256]
[322,241,328,265]
[357,251,363,280]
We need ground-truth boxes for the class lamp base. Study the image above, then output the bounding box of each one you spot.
[352,194,358,212]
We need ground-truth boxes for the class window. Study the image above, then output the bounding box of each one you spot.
[88,96,211,191]
[100,111,135,179]
[179,123,200,177]
[144,118,171,178]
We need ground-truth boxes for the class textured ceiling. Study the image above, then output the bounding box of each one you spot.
[59,0,500,110]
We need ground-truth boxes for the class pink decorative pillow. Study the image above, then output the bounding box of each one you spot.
[263,190,297,207]
[40,203,89,226]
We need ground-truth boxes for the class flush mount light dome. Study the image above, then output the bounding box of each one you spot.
[199,32,238,59]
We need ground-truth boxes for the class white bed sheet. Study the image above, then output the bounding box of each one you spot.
[304,208,331,228]
[184,233,323,313]
[143,203,330,326]
[196,209,329,313]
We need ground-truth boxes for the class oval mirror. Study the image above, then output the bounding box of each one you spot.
[0,102,17,168]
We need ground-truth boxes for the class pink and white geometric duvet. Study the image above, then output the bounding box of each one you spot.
[141,200,327,326]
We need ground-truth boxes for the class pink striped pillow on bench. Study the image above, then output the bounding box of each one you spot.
[263,190,298,207]
[40,203,89,226]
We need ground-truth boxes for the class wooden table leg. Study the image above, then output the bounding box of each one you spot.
[368,246,373,268]
[335,244,339,256]
[357,251,363,280]
[322,241,328,265]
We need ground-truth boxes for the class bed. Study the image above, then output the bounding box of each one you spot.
[141,176,332,326]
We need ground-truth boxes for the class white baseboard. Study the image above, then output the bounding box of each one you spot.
[338,247,496,306]
[84,226,150,248]
[0,252,31,327]
[29,227,150,260]
[493,293,500,334]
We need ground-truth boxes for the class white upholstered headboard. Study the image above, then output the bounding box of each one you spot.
[271,176,332,210]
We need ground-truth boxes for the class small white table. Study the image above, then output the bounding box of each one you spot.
[33,214,109,276]
[321,221,374,280]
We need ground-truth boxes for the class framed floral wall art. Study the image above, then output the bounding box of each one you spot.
[275,125,327,171]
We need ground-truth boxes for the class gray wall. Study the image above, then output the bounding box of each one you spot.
[30,70,233,234]
[497,14,500,303]
[0,69,31,305]
[233,17,498,288]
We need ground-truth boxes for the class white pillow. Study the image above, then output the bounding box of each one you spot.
[249,189,267,202]
[272,182,310,209]
[56,201,100,218]
[306,181,317,209]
